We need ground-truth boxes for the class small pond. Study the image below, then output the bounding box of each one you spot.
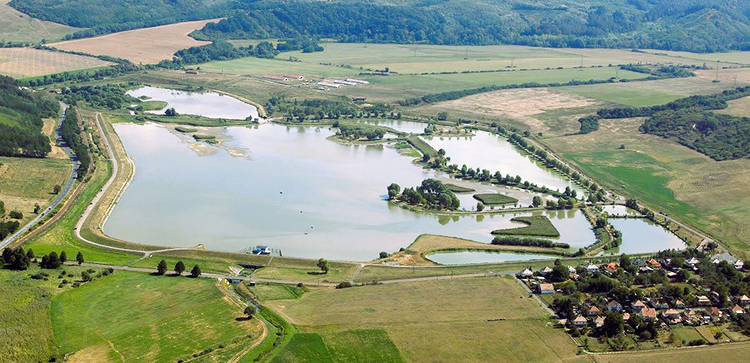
[604,218,686,255]
[427,251,557,265]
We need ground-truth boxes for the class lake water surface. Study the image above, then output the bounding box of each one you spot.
[105,87,681,262]
[105,123,597,260]
[127,86,259,120]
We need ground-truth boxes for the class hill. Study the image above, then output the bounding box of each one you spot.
[10,0,750,52]
[0,75,57,157]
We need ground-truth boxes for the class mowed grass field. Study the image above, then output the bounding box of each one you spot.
[266,276,585,362]
[0,0,77,42]
[0,156,70,226]
[50,19,218,64]
[52,271,261,362]
[0,47,111,78]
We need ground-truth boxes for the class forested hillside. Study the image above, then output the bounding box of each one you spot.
[0,76,57,158]
[10,0,750,52]
[595,86,750,161]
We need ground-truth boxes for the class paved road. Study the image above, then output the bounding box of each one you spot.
[1,104,79,250]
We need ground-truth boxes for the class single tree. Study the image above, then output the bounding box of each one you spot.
[156,259,167,275]
[81,271,92,282]
[174,260,185,275]
[317,258,329,274]
[76,251,84,265]
[190,264,201,277]
[43,252,62,269]
[33,203,40,214]
[53,184,61,194]
[244,305,258,319]
[26,249,34,260]
[59,251,67,263]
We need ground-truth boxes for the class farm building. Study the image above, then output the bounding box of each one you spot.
[317,82,341,88]
[346,78,369,84]
[333,80,358,86]
[284,73,304,80]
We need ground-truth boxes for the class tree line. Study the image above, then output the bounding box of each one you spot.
[491,236,570,249]
[61,108,91,178]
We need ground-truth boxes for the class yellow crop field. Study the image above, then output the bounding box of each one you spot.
[0,47,111,78]
[49,19,218,64]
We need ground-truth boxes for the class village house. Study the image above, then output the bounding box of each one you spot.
[631,300,647,312]
[585,263,599,273]
[537,283,555,294]
[540,266,554,275]
[697,295,712,306]
[573,315,587,327]
[604,262,619,273]
[646,259,662,269]
[622,312,630,321]
[740,295,750,305]
[674,299,685,308]
[705,307,723,322]
[731,305,745,315]
[520,268,534,278]
[663,309,681,324]
[639,307,657,321]
[606,300,623,312]
[594,316,605,328]
[586,305,600,316]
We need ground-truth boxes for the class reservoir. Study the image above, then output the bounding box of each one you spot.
[126,86,259,120]
[105,122,596,260]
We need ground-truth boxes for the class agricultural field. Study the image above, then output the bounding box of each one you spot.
[0,0,77,42]
[547,116,750,261]
[589,341,750,363]
[52,271,261,362]
[0,156,71,227]
[0,47,111,78]
[266,276,584,362]
[716,96,750,118]
[287,43,740,74]
[49,20,218,64]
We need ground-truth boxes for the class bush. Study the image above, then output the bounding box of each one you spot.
[9,210,22,219]
[336,281,354,289]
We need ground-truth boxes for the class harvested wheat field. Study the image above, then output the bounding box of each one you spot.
[0,47,111,78]
[49,19,218,64]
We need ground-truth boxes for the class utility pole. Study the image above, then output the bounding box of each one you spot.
[715,60,720,81]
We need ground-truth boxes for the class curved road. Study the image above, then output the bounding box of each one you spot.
[1,104,79,250]
[73,113,201,256]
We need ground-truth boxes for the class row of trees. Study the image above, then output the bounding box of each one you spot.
[155,260,201,277]
[1,247,83,270]
[491,236,570,249]
[60,108,91,178]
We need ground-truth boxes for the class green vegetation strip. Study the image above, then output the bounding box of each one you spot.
[473,193,518,205]
[405,135,436,158]
[491,216,561,237]
[445,184,475,193]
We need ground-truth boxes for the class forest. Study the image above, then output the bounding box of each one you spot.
[10,0,749,52]
[0,76,57,158]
